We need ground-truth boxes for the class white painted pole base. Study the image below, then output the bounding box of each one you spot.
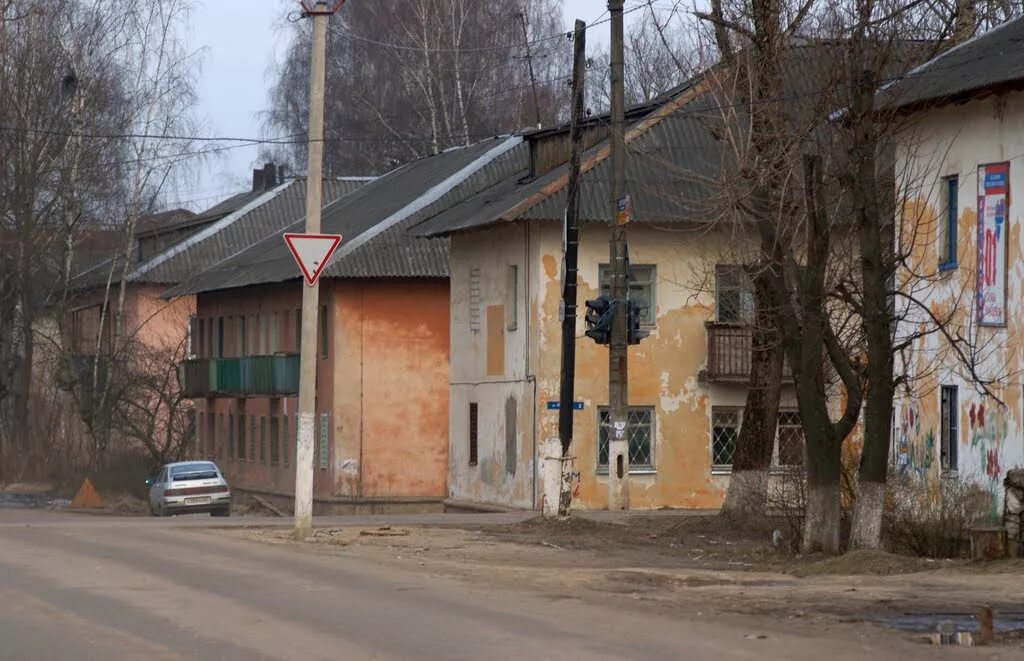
[294,412,315,538]
[608,438,629,510]
[542,438,562,518]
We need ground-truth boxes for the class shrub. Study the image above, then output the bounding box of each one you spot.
[882,472,992,558]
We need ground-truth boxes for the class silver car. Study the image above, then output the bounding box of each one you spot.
[147,461,231,517]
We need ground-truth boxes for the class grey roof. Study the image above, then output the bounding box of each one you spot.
[167,136,522,295]
[414,43,849,236]
[71,179,367,291]
[879,17,1024,112]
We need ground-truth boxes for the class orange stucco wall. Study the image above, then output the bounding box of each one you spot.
[194,278,450,501]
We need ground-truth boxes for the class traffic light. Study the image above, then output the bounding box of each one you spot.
[584,296,612,344]
[628,300,650,345]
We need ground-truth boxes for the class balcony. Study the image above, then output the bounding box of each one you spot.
[180,355,300,398]
[704,322,791,384]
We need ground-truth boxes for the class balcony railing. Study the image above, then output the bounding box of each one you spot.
[705,322,791,383]
[180,355,300,398]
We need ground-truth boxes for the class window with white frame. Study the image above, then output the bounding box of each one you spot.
[715,265,755,324]
[598,264,656,326]
[711,408,805,471]
[597,407,655,473]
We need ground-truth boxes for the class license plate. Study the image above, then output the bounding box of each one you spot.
[185,496,211,505]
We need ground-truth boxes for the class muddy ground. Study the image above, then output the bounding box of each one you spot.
[239,513,1024,651]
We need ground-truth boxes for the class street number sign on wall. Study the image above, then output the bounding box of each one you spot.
[284,233,343,286]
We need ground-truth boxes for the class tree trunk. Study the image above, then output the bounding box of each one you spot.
[721,261,784,518]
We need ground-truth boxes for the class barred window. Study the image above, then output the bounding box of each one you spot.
[712,408,741,467]
[776,410,804,466]
[598,407,654,472]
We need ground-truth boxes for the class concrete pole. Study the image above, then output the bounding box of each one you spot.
[294,1,333,539]
[607,0,629,510]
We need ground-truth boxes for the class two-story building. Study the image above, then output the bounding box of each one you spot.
[881,17,1024,506]
[408,46,866,511]
[167,137,525,512]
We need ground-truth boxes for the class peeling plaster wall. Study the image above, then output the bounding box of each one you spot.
[449,219,799,510]
[896,92,1024,509]
[448,223,537,508]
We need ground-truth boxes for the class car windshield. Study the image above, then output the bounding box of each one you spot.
[169,462,219,481]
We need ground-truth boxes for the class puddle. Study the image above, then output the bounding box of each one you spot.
[877,611,1024,634]
[0,493,69,509]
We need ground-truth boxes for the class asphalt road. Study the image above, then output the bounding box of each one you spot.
[0,510,906,660]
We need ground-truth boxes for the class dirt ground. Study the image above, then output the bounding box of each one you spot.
[238,513,1024,651]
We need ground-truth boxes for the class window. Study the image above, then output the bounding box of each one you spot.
[187,316,197,358]
[319,413,329,470]
[283,414,290,467]
[217,317,225,358]
[711,409,806,470]
[715,265,755,324]
[206,318,215,358]
[198,412,205,456]
[468,403,479,465]
[228,414,235,462]
[940,385,959,471]
[598,407,655,472]
[505,397,517,474]
[237,316,246,358]
[506,265,518,331]
[711,408,741,468]
[295,309,302,352]
[218,413,225,459]
[257,314,267,354]
[270,416,280,466]
[599,264,656,326]
[469,268,482,332]
[259,416,266,463]
[940,175,958,270]
[271,312,280,353]
[249,415,256,461]
[207,411,216,458]
[776,411,804,466]
[197,320,206,359]
[237,411,247,461]
[319,306,329,358]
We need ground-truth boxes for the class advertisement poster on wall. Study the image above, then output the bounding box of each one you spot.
[976,162,1010,325]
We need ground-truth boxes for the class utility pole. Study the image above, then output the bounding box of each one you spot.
[554,20,587,516]
[294,0,344,539]
[607,0,629,510]
[517,9,542,129]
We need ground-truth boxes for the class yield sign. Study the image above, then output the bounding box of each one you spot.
[283,233,343,286]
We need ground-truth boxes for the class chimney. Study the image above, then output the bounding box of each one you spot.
[263,163,276,190]
[252,167,264,191]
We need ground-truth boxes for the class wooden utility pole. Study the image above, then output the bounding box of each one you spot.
[554,19,587,516]
[294,0,344,539]
[607,0,630,510]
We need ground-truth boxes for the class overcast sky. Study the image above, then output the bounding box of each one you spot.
[182,0,635,210]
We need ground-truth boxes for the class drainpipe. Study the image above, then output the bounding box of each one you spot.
[526,221,538,510]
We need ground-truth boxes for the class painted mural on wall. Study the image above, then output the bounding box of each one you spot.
[976,162,1009,325]
[896,399,933,480]
[968,401,1007,488]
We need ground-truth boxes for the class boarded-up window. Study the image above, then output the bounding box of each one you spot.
[319,306,329,358]
[249,415,256,461]
[506,265,518,331]
[319,413,329,470]
[469,403,479,466]
[259,417,266,463]
[283,414,290,467]
[505,397,517,474]
[270,416,280,465]
[469,268,481,332]
[486,305,505,376]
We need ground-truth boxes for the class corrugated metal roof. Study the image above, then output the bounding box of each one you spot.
[167,136,522,295]
[879,17,1024,112]
[71,178,367,291]
[413,43,860,235]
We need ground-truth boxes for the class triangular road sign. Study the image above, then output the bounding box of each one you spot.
[284,233,343,286]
